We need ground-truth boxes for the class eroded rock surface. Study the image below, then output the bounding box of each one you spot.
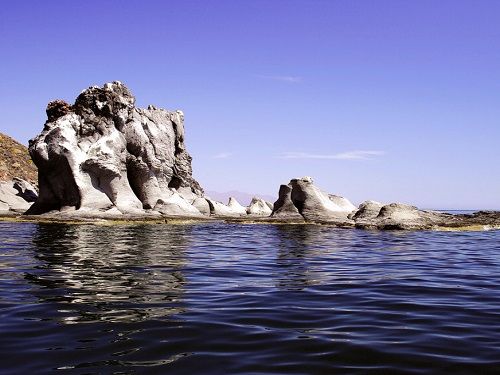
[272,177,356,225]
[28,81,204,216]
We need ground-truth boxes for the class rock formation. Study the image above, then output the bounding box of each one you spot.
[270,177,500,230]
[0,178,38,213]
[272,177,356,225]
[206,197,248,216]
[12,81,499,230]
[28,81,204,216]
[228,197,247,215]
[247,197,273,216]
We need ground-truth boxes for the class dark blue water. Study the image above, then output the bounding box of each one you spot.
[1,222,500,374]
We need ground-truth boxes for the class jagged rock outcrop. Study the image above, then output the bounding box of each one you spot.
[272,177,356,225]
[247,197,273,216]
[28,81,204,216]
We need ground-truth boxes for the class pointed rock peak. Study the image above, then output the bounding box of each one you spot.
[228,197,244,207]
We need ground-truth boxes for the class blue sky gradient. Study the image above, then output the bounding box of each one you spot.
[1,0,499,209]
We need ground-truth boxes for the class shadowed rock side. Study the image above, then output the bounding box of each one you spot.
[28,81,204,216]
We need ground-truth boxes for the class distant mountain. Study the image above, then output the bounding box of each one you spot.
[204,190,276,206]
[0,132,37,185]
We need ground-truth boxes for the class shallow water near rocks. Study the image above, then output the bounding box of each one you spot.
[1,222,500,374]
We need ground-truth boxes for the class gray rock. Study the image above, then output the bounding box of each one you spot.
[328,194,357,213]
[192,197,211,216]
[271,184,303,219]
[228,197,247,215]
[247,197,272,216]
[271,177,355,225]
[153,192,202,216]
[12,178,38,202]
[0,180,36,213]
[28,81,203,216]
[206,198,246,216]
[354,203,447,230]
[350,200,383,220]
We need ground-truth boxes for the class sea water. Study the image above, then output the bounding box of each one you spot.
[1,222,499,374]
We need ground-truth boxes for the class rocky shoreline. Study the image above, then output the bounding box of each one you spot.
[1,81,499,231]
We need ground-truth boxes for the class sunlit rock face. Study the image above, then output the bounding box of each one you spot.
[28,81,204,216]
[206,197,247,216]
[247,197,273,216]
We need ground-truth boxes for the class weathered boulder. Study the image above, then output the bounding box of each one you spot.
[272,177,355,224]
[192,197,211,216]
[247,197,273,216]
[350,200,383,220]
[28,81,203,216]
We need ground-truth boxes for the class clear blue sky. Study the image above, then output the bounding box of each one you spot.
[1,0,499,209]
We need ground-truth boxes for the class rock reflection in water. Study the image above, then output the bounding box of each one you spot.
[273,225,329,290]
[27,223,191,323]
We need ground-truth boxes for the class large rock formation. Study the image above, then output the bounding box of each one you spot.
[28,81,204,216]
[272,177,356,225]
[15,81,500,229]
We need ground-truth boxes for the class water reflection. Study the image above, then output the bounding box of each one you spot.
[27,223,191,323]
[273,225,328,291]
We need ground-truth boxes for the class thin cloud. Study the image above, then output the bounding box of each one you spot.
[257,75,302,83]
[279,150,385,160]
[213,152,232,159]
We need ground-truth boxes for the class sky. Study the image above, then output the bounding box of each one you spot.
[1,0,499,209]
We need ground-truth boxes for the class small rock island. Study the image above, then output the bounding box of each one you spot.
[1,81,498,230]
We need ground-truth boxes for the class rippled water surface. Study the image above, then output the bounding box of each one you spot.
[1,222,500,374]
